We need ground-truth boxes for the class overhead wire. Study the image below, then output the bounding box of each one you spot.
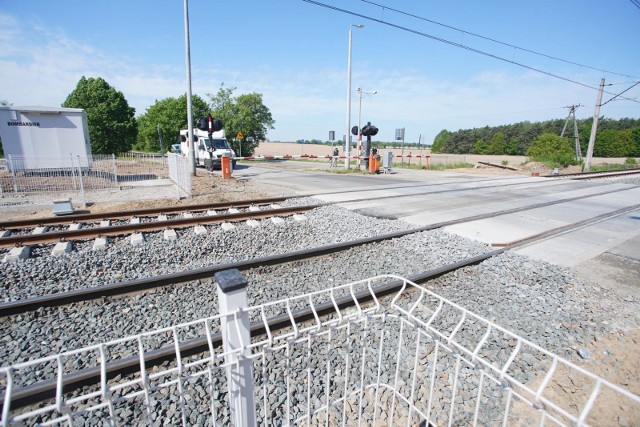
[361,0,639,80]
[600,82,640,107]
[630,0,640,11]
[301,0,640,104]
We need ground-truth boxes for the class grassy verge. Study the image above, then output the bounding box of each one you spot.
[427,162,474,170]
[588,161,639,172]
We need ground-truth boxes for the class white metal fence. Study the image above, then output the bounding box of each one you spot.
[1,274,637,426]
[0,153,170,207]
[167,153,192,197]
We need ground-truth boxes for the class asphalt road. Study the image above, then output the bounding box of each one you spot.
[235,161,640,290]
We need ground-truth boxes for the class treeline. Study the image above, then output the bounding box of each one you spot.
[431,117,640,158]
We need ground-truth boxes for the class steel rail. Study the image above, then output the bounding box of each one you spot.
[2,200,638,412]
[543,168,640,179]
[0,196,297,229]
[0,205,320,248]
[1,185,635,317]
[491,203,640,247]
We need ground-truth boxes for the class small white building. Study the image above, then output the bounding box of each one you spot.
[0,106,92,170]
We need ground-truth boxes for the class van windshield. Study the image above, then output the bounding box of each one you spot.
[203,139,231,150]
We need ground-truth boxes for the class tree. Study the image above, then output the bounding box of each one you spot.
[135,94,209,152]
[631,127,640,157]
[63,76,137,154]
[526,132,577,167]
[207,84,275,156]
[472,139,488,154]
[594,128,635,157]
[431,130,450,153]
[487,131,507,154]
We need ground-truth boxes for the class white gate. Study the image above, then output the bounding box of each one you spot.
[168,153,191,198]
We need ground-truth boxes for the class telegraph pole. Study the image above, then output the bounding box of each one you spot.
[584,79,605,172]
[561,104,582,161]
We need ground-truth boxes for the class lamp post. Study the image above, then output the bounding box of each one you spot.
[183,0,195,176]
[345,24,364,169]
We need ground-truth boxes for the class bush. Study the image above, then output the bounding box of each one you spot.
[624,157,637,165]
[526,132,579,168]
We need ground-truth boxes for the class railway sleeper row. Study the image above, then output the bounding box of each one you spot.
[2,204,308,262]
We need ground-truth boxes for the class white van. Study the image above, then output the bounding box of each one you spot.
[179,128,236,170]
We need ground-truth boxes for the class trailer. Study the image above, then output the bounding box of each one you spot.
[0,106,92,170]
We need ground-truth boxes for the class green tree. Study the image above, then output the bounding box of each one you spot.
[487,131,507,154]
[526,132,577,167]
[63,76,137,154]
[594,128,635,157]
[207,84,274,156]
[431,129,450,153]
[631,127,640,157]
[135,94,209,152]
[472,139,489,154]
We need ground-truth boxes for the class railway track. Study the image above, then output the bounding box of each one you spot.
[2,197,638,412]
[0,205,319,249]
[0,175,602,255]
[1,184,636,314]
[0,196,297,230]
[543,167,640,179]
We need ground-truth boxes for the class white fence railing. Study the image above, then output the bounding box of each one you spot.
[0,153,171,207]
[167,153,191,197]
[1,273,637,426]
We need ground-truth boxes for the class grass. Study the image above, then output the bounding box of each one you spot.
[588,163,640,172]
[427,162,475,171]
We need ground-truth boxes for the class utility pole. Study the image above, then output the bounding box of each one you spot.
[584,78,605,172]
[561,104,582,161]
[183,0,196,176]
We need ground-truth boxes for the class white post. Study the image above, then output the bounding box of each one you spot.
[215,269,256,427]
[584,78,605,172]
[184,0,196,176]
[77,156,86,208]
[8,155,18,193]
[345,24,364,169]
[345,27,354,170]
[112,154,119,187]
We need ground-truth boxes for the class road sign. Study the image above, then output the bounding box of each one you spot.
[236,131,244,140]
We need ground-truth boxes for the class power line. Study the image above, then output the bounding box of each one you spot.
[362,0,639,80]
[301,0,640,104]
[600,81,640,106]
[630,0,640,11]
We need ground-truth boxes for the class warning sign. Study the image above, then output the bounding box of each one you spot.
[236,131,244,140]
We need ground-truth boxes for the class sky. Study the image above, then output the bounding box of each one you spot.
[1,0,639,145]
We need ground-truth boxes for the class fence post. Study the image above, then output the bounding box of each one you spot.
[215,269,257,427]
[77,156,86,208]
[110,154,118,187]
[8,155,18,193]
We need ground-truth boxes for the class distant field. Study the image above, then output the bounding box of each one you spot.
[254,142,631,166]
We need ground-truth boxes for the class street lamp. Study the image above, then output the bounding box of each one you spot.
[345,24,364,169]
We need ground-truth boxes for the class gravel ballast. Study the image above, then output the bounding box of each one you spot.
[1,201,638,425]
